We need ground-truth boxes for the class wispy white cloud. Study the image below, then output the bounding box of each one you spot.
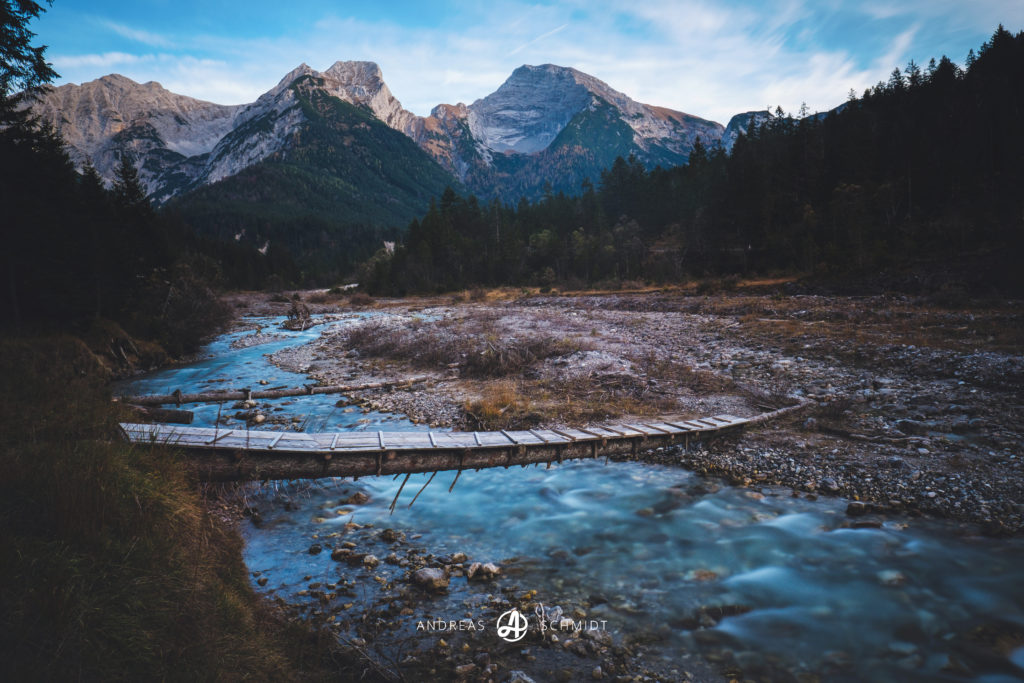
[45,0,1023,122]
[53,52,149,69]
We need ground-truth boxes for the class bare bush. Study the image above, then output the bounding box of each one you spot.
[348,292,374,307]
[343,316,585,378]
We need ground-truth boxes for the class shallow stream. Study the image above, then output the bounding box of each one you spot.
[118,315,1024,682]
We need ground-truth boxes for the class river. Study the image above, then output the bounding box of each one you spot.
[117,314,1024,682]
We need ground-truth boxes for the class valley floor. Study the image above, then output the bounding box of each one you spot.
[231,286,1024,535]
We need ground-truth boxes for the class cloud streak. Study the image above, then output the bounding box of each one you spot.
[508,23,569,56]
[98,19,176,48]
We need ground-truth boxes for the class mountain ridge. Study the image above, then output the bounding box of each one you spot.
[31,61,741,203]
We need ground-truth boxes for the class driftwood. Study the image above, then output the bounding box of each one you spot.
[115,376,432,406]
[125,404,195,424]
[743,399,816,426]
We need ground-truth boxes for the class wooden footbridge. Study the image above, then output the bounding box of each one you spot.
[119,415,751,483]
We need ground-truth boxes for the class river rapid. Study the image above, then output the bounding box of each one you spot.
[117,314,1024,682]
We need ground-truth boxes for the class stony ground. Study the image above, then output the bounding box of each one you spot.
[231,287,1024,535]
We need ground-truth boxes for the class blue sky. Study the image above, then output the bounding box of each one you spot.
[32,0,1023,123]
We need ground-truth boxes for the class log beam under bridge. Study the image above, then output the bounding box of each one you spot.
[119,415,750,482]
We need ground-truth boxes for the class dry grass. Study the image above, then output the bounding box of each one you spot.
[345,315,587,378]
[347,292,374,307]
[630,350,736,394]
[463,381,540,430]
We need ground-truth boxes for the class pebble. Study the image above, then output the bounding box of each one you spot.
[877,569,907,587]
[412,567,449,592]
[454,663,476,677]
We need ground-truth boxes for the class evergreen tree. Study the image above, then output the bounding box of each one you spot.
[113,154,148,208]
[0,0,57,131]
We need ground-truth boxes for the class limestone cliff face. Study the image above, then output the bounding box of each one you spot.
[722,110,772,151]
[30,74,242,194]
[411,64,724,198]
[461,64,722,158]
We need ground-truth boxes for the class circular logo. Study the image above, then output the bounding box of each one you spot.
[496,608,529,642]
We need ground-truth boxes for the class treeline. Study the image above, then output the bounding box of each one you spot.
[360,26,1024,295]
[0,119,285,353]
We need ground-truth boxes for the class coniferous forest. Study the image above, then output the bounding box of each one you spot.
[1,27,295,352]
[360,27,1024,296]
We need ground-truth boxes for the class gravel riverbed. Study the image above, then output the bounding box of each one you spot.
[234,288,1023,533]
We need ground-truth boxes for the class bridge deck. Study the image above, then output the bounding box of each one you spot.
[120,415,748,481]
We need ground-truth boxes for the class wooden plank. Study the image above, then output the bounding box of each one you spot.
[533,429,569,443]
[601,424,646,437]
[528,429,551,443]
[506,431,545,445]
[648,422,687,433]
[637,423,673,435]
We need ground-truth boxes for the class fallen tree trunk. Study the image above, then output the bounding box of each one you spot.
[125,404,195,424]
[115,376,432,406]
[744,399,816,427]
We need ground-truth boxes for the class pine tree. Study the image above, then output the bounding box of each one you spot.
[905,59,922,87]
[113,154,147,207]
[0,0,58,130]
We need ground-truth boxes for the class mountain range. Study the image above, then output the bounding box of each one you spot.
[32,61,765,203]
[28,62,768,275]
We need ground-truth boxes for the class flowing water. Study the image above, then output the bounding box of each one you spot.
[119,315,1024,682]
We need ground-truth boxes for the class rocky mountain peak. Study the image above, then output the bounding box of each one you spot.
[29,74,243,186]
[267,63,317,97]
[722,110,771,151]
[466,64,595,154]
[266,60,416,134]
[323,60,385,86]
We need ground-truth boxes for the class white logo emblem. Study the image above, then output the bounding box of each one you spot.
[496,608,529,642]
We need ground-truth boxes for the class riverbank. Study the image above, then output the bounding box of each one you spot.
[0,334,379,681]
[241,286,1023,534]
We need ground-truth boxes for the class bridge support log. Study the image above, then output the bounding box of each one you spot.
[141,430,736,482]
